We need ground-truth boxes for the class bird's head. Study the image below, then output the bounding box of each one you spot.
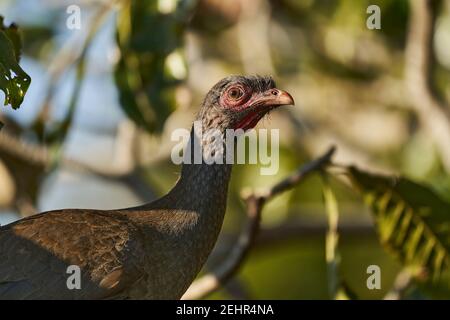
[197,75,294,132]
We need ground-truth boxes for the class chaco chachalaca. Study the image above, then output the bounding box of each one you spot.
[0,75,294,299]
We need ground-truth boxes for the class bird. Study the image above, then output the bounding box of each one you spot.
[0,75,294,299]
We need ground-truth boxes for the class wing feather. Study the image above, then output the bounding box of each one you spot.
[0,209,146,299]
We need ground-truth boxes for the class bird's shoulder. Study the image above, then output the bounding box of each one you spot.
[0,209,147,299]
[1,209,142,255]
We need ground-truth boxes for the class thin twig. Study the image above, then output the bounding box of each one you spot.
[35,1,118,129]
[43,6,114,153]
[182,146,336,300]
[322,176,340,299]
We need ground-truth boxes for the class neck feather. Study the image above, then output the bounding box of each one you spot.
[177,125,232,207]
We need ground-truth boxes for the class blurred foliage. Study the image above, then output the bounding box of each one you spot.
[114,0,196,133]
[0,16,31,127]
[20,25,54,60]
[348,166,450,297]
[208,234,399,299]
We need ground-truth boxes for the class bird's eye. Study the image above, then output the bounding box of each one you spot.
[228,87,244,100]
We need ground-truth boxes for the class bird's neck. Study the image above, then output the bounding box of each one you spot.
[139,124,232,222]
[176,125,232,217]
[126,123,233,297]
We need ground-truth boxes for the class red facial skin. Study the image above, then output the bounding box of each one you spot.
[220,85,295,131]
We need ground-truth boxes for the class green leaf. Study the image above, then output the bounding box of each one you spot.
[347,166,450,288]
[0,16,31,113]
[114,1,196,133]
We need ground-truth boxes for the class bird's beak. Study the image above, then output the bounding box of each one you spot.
[251,88,295,111]
[234,87,294,131]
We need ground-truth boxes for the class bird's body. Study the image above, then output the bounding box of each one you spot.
[0,76,294,299]
[0,161,230,299]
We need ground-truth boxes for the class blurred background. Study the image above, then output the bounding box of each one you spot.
[0,0,450,299]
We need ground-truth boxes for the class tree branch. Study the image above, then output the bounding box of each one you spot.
[0,128,128,177]
[0,128,157,211]
[182,146,336,300]
[405,0,450,172]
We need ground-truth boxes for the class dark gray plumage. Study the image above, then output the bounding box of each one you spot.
[0,75,294,299]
